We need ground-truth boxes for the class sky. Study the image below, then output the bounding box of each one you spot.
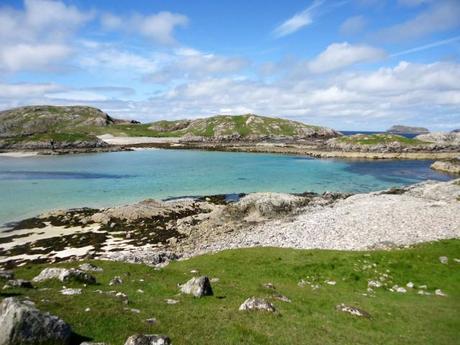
[0,0,459,130]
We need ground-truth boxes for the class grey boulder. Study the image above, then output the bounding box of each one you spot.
[124,334,171,345]
[180,276,213,297]
[0,270,14,281]
[0,297,72,345]
[32,268,96,284]
[239,297,276,312]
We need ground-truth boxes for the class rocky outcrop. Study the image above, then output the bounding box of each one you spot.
[387,125,429,134]
[180,276,213,297]
[32,268,96,284]
[336,304,370,318]
[0,298,72,345]
[124,334,171,345]
[416,132,460,146]
[431,160,460,174]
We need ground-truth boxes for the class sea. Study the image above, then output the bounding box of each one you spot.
[0,149,451,227]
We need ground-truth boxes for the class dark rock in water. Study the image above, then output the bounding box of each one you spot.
[0,270,14,281]
[0,297,72,345]
[4,279,33,289]
[180,276,213,297]
[32,268,96,284]
[124,334,171,345]
[336,303,371,318]
[239,297,276,312]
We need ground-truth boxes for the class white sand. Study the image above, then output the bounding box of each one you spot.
[98,135,180,145]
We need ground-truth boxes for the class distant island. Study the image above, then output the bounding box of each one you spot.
[386,125,429,135]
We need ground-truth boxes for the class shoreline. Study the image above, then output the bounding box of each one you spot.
[1,178,459,268]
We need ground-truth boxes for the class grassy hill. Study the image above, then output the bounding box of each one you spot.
[0,106,340,149]
[2,240,459,345]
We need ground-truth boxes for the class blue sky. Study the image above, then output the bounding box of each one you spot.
[0,0,459,130]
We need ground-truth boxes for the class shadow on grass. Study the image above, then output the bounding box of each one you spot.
[70,332,92,345]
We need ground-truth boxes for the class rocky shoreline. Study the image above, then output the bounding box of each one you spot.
[1,179,459,269]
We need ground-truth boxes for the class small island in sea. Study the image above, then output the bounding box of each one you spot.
[0,1,459,345]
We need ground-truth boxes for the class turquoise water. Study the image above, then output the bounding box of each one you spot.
[0,149,451,226]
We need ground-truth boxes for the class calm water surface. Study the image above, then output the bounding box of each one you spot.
[0,149,451,226]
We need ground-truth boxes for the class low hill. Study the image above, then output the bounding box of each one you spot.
[0,106,341,150]
[147,114,341,141]
[386,125,429,135]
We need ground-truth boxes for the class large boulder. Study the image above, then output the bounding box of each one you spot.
[0,297,72,345]
[32,268,96,284]
[124,334,171,345]
[180,276,213,297]
[415,132,460,145]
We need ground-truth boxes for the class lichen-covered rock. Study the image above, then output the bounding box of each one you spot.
[0,297,72,345]
[180,276,213,297]
[32,268,96,284]
[336,303,370,318]
[78,263,103,272]
[239,297,276,312]
[124,334,171,345]
[0,270,14,281]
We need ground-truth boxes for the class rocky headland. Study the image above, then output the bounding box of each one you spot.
[386,125,429,134]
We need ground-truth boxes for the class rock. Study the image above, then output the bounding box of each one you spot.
[180,276,213,297]
[78,263,103,272]
[4,279,33,289]
[165,299,179,305]
[454,258,460,263]
[418,290,431,296]
[392,285,407,293]
[325,280,336,286]
[0,270,14,281]
[124,334,171,345]
[103,250,179,267]
[419,285,428,289]
[0,297,72,345]
[263,282,276,289]
[60,288,82,295]
[273,294,291,303]
[336,303,371,318]
[416,132,460,145]
[406,282,414,289]
[145,318,157,325]
[80,342,107,345]
[431,160,460,175]
[109,276,123,286]
[439,256,448,264]
[368,280,382,288]
[435,289,447,297]
[239,297,276,312]
[33,268,96,284]
[210,277,220,283]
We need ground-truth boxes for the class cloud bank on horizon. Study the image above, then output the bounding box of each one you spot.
[0,0,459,130]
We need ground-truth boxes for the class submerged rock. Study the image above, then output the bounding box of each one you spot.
[0,297,72,345]
[124,334,171,345]
[32,268,96,284]
[180,276,213,297]
[239,297,276,312]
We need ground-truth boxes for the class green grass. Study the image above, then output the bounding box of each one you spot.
[2,240,459,345]
[337,134,427,146]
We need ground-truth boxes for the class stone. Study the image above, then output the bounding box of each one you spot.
[336,303,371,318]
[239,297,276,312]
[165,299,179,305]
[4,279,33,289]
[78,263,103,272]
[0,297,72,345]
[109,276,123,286]
[454,258,460,263]
[60,288,82,295]
[368,280,382,288]
[145,318,157,325]
[435,289,447,297]
[0,270,14,281]
[124,334,171,345]
[325,280,336,286]
[273,294,291,303]
[406,282,414,289]
[180,276,213,297]
[263,282,276,289]
[418,290,431,296]
[392,285,407,293]
[32,268,96,284]
[439,256,448,264]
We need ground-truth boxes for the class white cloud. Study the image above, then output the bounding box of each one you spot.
[273,0,324,38]
[0,83,62,98]
[340,16,367,35]
[101,11,188,45]
[308,42,386,73]
[377,0,460,42]
[0,0,92,72]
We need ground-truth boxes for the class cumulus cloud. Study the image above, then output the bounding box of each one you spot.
[273,0,324,38]
[0,0,92,72]
[308,42,386,73]
[101,11,188,45]
[377,0,460,42]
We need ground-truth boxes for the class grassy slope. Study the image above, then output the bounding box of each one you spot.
[2,240,459,345]
[337,134,427,146]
